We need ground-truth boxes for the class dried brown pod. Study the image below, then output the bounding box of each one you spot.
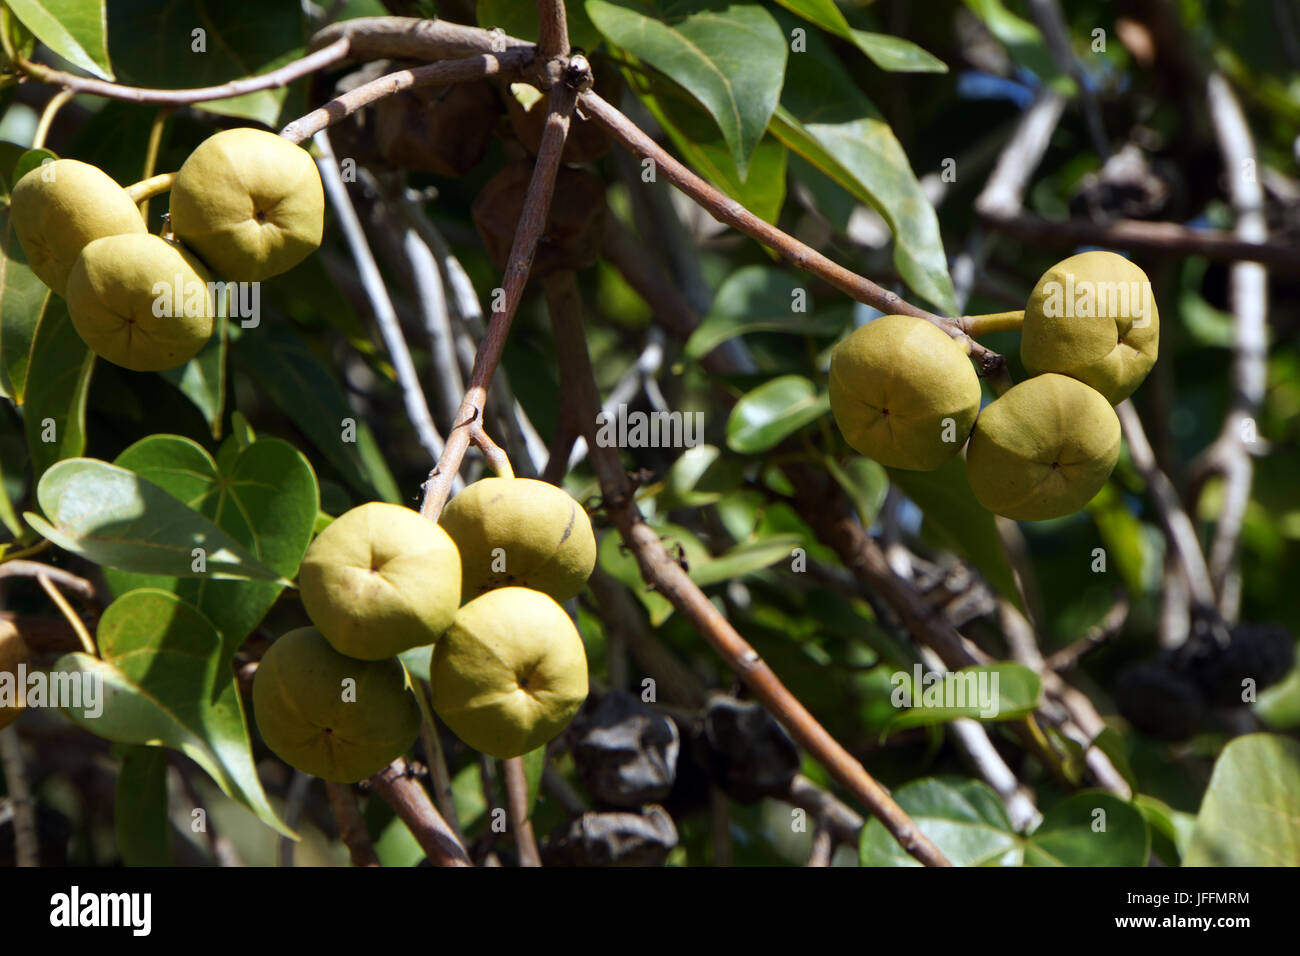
[376,76,503,177]
[472,159,606,278]
[504,81,612,166]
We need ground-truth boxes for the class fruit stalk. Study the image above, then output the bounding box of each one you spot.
[124,172,175,205]
[503,756,542,867]
[32,89,74,150]
[963,310,1025,337]
[370,760,472,867]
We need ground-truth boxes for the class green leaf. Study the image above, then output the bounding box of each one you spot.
[883,662,1042,734]
[769,21,956,314]
[160,314,227,439]
[107,1,304,126]
[114,744,170,866]
[960,0,1065,86]
[691,533,803,586]
[824,455,888,527]
[597,519,710,625]
[587,0,787,176]
[5,0,113,80]
[0,184,58,402]
[726,375,830,454]
[104,433,318,654]
[628,71,787,222]
[1186,733,1300,866]
[770,1,947,72]
[859,777,1148,866]
[480,0,602,51]
[1086,483,1146,595]
[1089,726,1138,793]
[522,746,545,818]
[26,458,284,582]
[21,299,93,481]
[685,265,848,360]
[663,443,745,507]
[12,147,57,183]
[1133,793,1195,866]
[887,455,1022,607]
[0,406,26,539]
[56,589,295,837]
[847,31,948,73]
[231,326,400,504]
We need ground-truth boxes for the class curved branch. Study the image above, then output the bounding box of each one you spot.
[17,37,351,105]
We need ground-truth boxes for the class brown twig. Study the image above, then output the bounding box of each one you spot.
[280,51,534,144]
[309,16,532,61]
[503,756,542,867]
[369,759,472,866]
[325,782,381,867]
[1045,595,1131,672]
[417,80,578,520]
[543,269,951,867]
[0,561,96,602]
[577,91,1010,384]
[537,0,570,59]
[17,37,352,104]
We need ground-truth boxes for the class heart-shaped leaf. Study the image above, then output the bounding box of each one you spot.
[587,0,787,176]
[1185,733,1300,865]
[726,375,830,454]
[104,433,317,654]
[685,265,849,360]
[5,0,113,79]
[26,458,284,582]
[860,777,1148,866]
[55,588,294,837]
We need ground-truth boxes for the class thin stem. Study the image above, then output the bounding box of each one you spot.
[31,89,74,150]
[537,0,570,59]
[17,36,352,105]
[417,81,577,522]
[138,108,172,224]
[279,50,534,145]
[369,759,472,867]
[503,756,542,867]
[325,781,381,867]
[125,172,176,205]
[36,576,95,656]
[964,310,1025,337]
[0,726,38,866]
[0,540,50,563]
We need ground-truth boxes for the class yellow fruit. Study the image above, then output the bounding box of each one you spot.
[0,620,29,730]
[966,373,1121,521]
[10,159,147,295]
[65,233,215,371]
[298,502,461,660]
[430,587,588,759]
[252,627,420,782]
[438,477,596,602]
[1021,251,1159,404]
[829,314,982,470]
[169,128,324,281]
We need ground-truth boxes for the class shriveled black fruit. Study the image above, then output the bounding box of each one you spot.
[1188,624,1296,708]
[568,690,680,808]
[1114,659,1205,741]
[696,695,800,803]
[541,806,678,866]
[472,160,605,278]
[376,75,503,177]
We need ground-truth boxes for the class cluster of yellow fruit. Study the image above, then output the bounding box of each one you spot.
[830,251,1159,520]
[253,478,597,783]
[11,128,324,371]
